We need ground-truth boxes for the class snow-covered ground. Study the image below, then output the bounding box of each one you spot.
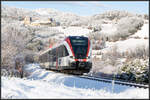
[130,23,149,39]
[101,23,117,35]
[104,38,149,53]
[53,26,92,37]
[91,23,149,59]
[1,64,149,99]
[98,23,149,54]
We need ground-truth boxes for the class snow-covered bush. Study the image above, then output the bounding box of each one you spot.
[106,33,122,42]
[143,14,149,20]
[2,5,40,22]
[88,32,101,40]
[92,26,102,32]
[25,54,35,64]
[88,32,106,50]
[1,22,34,77]
[105,16,144,42]
[118,59,149,84]
[91,60,107,74]
[92,10,134,20]
[116,17,144,38]
[93,40,106,50]
[127,45,149,59]
[91,57,119,75]
[101,45,122,66]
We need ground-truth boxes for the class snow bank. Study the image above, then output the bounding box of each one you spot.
[130,24,149,38]
[1,64,149,99]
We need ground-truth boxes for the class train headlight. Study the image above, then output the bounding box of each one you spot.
[86,56,90,59]
[70,56,74,59]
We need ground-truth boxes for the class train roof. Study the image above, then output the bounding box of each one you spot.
[67,36,88,39]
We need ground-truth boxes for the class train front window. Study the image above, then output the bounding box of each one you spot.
[70,37,88,59]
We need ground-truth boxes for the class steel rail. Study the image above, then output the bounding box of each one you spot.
[45,69,149,89]
[77,74,149,89]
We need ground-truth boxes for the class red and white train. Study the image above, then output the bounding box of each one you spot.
[38,36,92,74]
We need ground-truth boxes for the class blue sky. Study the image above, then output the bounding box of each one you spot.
[2,1,149,16]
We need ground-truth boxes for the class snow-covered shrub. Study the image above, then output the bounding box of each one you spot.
[91,60,107,74]
[49,11,85,26]
[1,68,10,77]
[116,17,144,39]
[101,45,122,66]
[2,5,40,22]
[143,14,149,20]
[88,32,101,40]
[105,16,144,42]
[91,57,119,75]
[88,31,106,41]
[88,32,106,50]
[70,20,84,26]
[127,45,149,59]
[26,40,44,51]
[93,26,102,32]
[92,10,134,20]
[25,54,35,64]
[93,40,106,50]
[1,22,34,77]
[133,36,141,39]
[106,33,122,42]
[23,25,64,52]
[118,59,149,84]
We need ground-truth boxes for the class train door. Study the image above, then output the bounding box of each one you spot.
[48,50,53,69]
[56,47,58,70]
[52,49,56,68]
[57,45,64,70]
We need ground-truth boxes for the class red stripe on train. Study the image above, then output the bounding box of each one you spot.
[65,38,75,57]
[83,59,86,62]
[75,59,78,61]
[83,39,90,62]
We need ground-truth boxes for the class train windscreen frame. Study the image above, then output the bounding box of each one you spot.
[69,36,88,59]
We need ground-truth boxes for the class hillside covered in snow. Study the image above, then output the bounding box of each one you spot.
[1,4,149,99]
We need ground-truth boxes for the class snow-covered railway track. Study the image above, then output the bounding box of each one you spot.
[45,69,149,89]
[77,75,149,89]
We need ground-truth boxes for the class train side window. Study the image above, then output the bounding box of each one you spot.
[64,45,69,56]
[62,46,65,57]
[57,47,59,57]
[60,45,63,57]
[43,53,47,62]
[57,45,64,58]
[45,53,48,62]
[58,46,61,57]
[46,52,49,62]
[49,50,52,62]
[52,48,56,61]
